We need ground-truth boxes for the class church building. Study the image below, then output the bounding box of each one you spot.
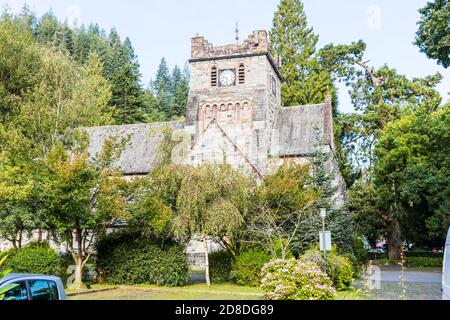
[86,30,346,208]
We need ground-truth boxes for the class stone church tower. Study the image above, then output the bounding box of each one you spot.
[183,30,281,177]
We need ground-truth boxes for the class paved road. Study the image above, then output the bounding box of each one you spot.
[361,266,443,300]
[380,270,441,283]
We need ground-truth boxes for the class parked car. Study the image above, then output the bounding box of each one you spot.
[0,274,66,300]
[443,228,450,300]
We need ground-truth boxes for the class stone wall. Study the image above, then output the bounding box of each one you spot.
[191,30,270,60]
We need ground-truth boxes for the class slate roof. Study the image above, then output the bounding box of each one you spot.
[85,122,183,175]
[84,101,333,175]
[272,102,334,157]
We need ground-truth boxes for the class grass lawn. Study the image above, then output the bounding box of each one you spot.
[68,283,365,300]
[67,268,366,300]
[68,283,264,300]
[335,288,368,300]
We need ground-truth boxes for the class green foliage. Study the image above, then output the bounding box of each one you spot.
[128,164,186,239]
[327,254,354,291]
[3,8,187,125]
[249,163,319,259]
[0,255,12,279]
[1,242,60,276]
[0,14,116,252]
[149,59,189,120]
[300,246,355,291]
[375,104,450,245]
[351,235,368,264]
[103,30,146,124]
[0,255,17,299]
[415,0,450,68]
[260,259,335,300]
[96,231,189,287]
[405,257,443,268]
[270,0,333,107]
[371,259,398,266]
[38,140,129,288]
[406,250,443,258]
[174,164,250,286]
[209,251,233,284]
[232,249,272,287]
[175,164,250,252]
[348,177,385,245]
[309,130,352,253]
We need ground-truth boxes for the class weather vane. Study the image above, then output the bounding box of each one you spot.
[235,21,239,44]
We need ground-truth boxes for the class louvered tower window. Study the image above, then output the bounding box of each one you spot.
[238,64,245,84]
[211,66,218,87]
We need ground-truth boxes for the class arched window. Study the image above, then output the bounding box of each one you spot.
[238,64,245,84]
[211,66,218,87]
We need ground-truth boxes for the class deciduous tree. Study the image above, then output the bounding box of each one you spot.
[415,0,450,68]
[174,164,249,286]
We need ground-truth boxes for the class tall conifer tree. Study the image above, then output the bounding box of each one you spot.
[270,0,332,107]
[103,30,145,124]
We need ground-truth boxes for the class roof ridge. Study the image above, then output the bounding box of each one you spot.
[281,102,328,109]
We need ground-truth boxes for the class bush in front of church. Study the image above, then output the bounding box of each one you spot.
[300,246,354,291]
[232,249,272,287]
[261,259,335,300]
[96,231,189,287]
[209,250,233,283]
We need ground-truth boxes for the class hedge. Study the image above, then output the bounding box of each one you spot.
[406,257,443,268]
[406,250,443,258]
[209,251,232,284]
[232,249,272,287]
[96,232,189,287]
[0,242,60,277]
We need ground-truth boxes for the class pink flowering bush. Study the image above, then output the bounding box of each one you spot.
[260,259,336,300]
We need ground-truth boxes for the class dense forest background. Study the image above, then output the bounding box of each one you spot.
[2,6,189,124]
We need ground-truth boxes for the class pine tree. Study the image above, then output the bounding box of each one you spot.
[170,65,189,118]
[151,58,172,118]
[308,128,353,253]
[35,12,61,45]
[18,4,37,32]
[103,30,145,124]
[270,0,332,107]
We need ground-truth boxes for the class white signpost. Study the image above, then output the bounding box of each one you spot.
[319,208,331,275]
[319,231,332,252]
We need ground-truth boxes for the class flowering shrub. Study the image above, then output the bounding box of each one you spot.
[260,259,336,300]
[300,246,354,291]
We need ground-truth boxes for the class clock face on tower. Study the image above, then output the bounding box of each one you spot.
[219,69,236,87]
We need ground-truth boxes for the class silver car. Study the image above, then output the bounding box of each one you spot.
[0,274,66,301]
[444,228,450,300]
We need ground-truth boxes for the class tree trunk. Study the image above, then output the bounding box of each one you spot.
[203,234,211,287]
[387,218,402,261]
[18,231,22,248]
[68,229,87,290]
[69,257,86,290]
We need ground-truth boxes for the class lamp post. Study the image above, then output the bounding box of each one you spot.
[320,208,327,275]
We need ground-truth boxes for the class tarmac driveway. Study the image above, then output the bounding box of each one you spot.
[366,265,442,300]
